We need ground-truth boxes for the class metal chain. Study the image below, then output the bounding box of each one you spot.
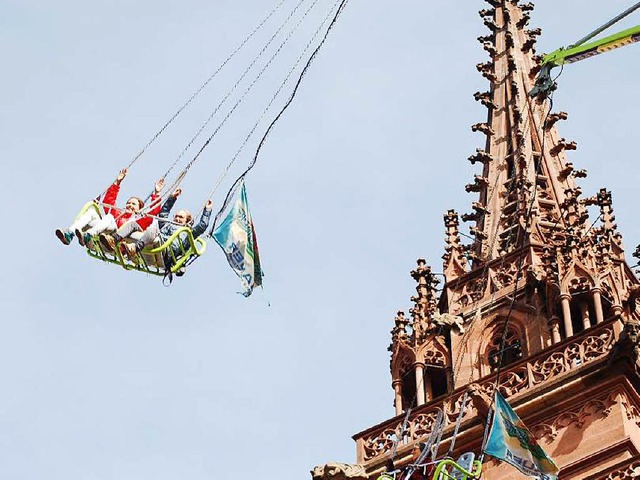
[207,0,350,235]
[446,390,470,457]
[158,0,312,181]
[402,409,444,480]
[199,0,343,220]
[173,0,350,271]
[125,0,291,171]
[391,406,413,461]
[166,0,324,193]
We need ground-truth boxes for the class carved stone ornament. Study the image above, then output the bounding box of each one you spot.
[311,463,367,480]
[598,459,640,480]
[432,312,466,334]
[355,0,640,473]
[412,410,443,439]
[619,390,640,427]
[363,428,399,461]
[491,261,519,291]
[423,349,446,367]
[531,389,619,443]
[609,320,640,366]
[454,278,487,310]
[468,383,492,418]
[358,323,618,462]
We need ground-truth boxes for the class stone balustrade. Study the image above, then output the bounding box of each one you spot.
[353,318,621,464]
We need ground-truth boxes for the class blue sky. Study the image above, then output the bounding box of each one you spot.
[2,1,639,479]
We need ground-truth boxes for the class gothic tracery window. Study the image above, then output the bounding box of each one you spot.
[487,325,523,372]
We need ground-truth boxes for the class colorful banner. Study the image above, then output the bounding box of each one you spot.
[484,391,559,480]
[213,181,263,297]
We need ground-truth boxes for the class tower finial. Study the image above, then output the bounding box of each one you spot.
[443,210,468,278]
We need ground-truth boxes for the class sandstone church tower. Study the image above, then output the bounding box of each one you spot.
[315,1,640,479]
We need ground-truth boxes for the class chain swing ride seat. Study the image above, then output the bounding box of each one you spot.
[76,202,207,276]
[58,0,351,280]
[374,455,481,480]
[431,453,482,480]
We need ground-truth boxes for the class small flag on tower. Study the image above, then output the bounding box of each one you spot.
[483,391,559,480]
[213,181,263,297]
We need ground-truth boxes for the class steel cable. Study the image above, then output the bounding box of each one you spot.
[207,0,351,235]
[124,0,291,171]
[164,0,325,198]
[200,0,344,220]
[158,0,312,181]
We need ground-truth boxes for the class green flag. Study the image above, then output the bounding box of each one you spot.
[484,391,559,480]
[213,181,263,296]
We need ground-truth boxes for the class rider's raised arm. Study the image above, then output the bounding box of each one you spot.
[158,188,182,228]
[191,200,213,239]
[102,173,125,215]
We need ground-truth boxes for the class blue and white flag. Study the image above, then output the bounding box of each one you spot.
[484,391,559,480]
[213,181,263,297]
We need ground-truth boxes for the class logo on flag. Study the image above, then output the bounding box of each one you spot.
[483,391,559,480]
[213,181,263,296]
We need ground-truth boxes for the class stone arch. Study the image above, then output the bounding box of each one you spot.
[390,349,418,412]
[391,348,415,383]
[560,261,596,295]
[416,336,451,401]
[415,336,449,368]
[479,317,526,378]
[598,272,622,307]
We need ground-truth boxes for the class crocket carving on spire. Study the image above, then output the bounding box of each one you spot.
[409,259,440,343]
[464,0,583,264]
[443,210,468,280]
[440,0,638,322]
[355,3,640,474]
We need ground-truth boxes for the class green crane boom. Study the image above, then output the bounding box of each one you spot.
[530,4,640,98]
[544,23,640,67]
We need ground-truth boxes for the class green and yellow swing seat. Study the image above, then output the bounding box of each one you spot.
[431,456,482,480]
[76,202,207,276]
[374,455,482,480]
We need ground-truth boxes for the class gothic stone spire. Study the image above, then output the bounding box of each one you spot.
[467,1,584,263]
[389,260,452,414]
[350,3,640,478]
[441,0,637,324]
